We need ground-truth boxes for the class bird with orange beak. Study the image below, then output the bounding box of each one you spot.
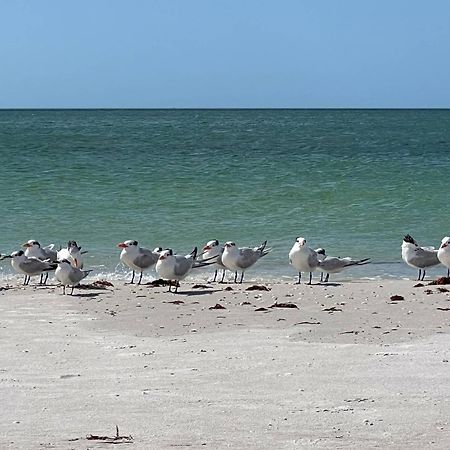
[117,240,161,284]
[201,239,226,282]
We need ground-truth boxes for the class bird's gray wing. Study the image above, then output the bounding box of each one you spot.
[68,269,92,283]
[307,251,319,268]
[236,248,258,269]
[134,250,158,269]
[20,258,50,273]
[174,256,192,277]
[319,257,346,272]
[42,249,58,262]
[411,248,440,268]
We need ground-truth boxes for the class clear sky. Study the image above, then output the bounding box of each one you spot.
[1,0,449,108]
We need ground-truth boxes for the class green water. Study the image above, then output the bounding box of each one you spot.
[0,109,449,280]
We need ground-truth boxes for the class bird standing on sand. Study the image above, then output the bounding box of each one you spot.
[401,234,440,281]
[55,259,92,295]
[23,239,57,284]
[318,256,371,282]
[57,240,86,269]
[0,250,57,285]
[117,240,161,284]
[201,239,227,282]
[437,236,450,277]
[221,241,270,283]
[289,237,319,284]
[315,248,327,282]
[156,247,204,293]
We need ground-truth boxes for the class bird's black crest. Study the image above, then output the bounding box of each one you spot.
[403,234,416,245]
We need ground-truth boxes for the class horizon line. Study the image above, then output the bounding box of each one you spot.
[1,107,450,111]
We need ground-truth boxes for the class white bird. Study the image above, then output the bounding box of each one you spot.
[117,240,161,284]
[221,241,270,283]
[0,250,57,285]
[289,237,319,284]
[55,259,93,295]
[318,256,371,282]
[201,239,227,282]
[155,247,203,292]
[401,234,440,281]
[57,240,86,269]
[437,236,450,277]
[23,239,58,284]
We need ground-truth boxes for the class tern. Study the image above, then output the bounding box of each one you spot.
[318,256,371,282]
[289,237,319,284]
[55,259,93,295]
[401,234,440,281]
[23,239,58,284]
[1,250,57,285]
[156,247,210,292]
[221,241,270,283]
[57,240,86,269]
[437,236,450,277]
[315,248,327,282]
[201,239,227,282]
[117,240,161,284]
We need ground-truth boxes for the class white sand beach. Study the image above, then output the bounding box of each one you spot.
[1,278,450,449]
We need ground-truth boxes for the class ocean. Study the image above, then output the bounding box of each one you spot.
[0,109,449,282]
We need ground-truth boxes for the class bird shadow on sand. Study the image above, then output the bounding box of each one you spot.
[71,292,103,298]
[317,282,342,287]
[176,289,222,296]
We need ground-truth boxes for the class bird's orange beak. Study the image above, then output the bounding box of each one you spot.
[117,243,127,248]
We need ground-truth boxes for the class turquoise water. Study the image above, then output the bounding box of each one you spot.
[0,109,449,281]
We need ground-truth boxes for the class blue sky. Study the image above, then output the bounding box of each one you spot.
[1,0,449,108]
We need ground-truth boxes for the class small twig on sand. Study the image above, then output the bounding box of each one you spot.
[86,425,133,444]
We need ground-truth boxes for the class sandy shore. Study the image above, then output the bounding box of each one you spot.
[1,278,450,449]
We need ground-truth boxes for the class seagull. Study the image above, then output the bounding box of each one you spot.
[315,248,327,282]
[23,239,58,284]
[289,237,319,284]
[117,240,161,284]
[156,247,207,293]
[0,250,57,285]
[437,236,450,277]
[221,241,270,283]
[201,239,227,282]
[401,234,440,281]
[318,256,371,282]
[57,240,86,269]
[55,259,93,295]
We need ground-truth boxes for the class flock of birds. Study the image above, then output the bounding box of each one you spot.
[1,234,450,294]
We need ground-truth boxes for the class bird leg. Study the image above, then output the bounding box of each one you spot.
[220,270,226,283]
[296,272,301,284]
[43,272,49,285]
[129,270,135,284]
[213,270,218,282]
[417,269,422,281]
[174,281,179,293]
[308,272,312,285]
[138,271,143,285]
[421,270,426,281]
[239,272,244,284]
[62,285,66,295]
[70,285,74,295]
[167,281,172,292]
[325,273,330,283]
[234,271,238,283]
[320,272,323,282]
[39,273,44,285]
